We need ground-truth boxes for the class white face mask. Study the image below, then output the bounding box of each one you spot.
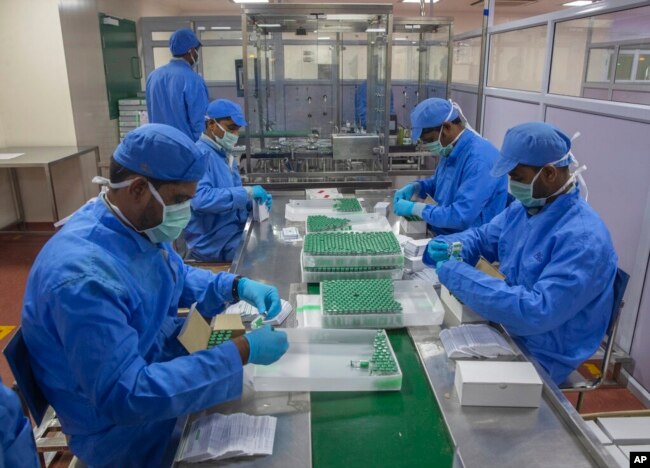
[191,49,200,67]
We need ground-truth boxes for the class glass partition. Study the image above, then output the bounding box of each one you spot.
[487,25,547,92]
[549,5,650,104]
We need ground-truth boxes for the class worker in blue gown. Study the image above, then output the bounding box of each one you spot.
[146,28,209,141]
[423,122,618,384]
[21,124,289,468]
[184,99,272,262]
[0,377,39,468]
[393,98,508,235]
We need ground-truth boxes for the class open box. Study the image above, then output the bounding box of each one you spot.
[177,306,246,353]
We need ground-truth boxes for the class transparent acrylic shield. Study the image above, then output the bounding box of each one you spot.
[249,328,402,392]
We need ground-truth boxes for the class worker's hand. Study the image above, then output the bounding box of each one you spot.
[393,182,419,204]
[251,185,272,210]
[424,240,450,266]
[238,278,282,318]
[245,325,289,365]
[393,199,415,217]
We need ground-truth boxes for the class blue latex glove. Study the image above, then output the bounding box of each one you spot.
[393,182,419,204]
[393,199,415,217]
[238,278,282,318]
[251,185,272,210]
[426,240,450,264]
[435,260,447,270]
[245,325,289,365]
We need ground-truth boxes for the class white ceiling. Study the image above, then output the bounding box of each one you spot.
[155,0,572,15]
[149,0,581,33]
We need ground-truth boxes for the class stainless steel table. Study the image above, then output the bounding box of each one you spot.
[170,190,615,467]
[0,146,100,231]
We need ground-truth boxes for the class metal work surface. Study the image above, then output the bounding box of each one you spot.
[174,389,310,468]
[0,145,100,231]
[410,324,615,468]
[0,146,97,168]
[172,189,613,467]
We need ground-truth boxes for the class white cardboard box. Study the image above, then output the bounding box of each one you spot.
[597,416,650,445]
[455,361,543,408]
[441,285,485,323]
[404,255,424,272]
[400,217,427,234]
[253,201,269,222]
[374,201,389,217]
[604,445,628,468]
[585,420,612,445]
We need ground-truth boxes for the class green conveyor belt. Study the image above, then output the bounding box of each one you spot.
[309,285,455,468]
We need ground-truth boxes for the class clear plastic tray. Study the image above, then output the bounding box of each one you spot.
[248,329,402,392]
[297,280,444,328]
[285,199,366,222]
[305,213,392,233]
[300,255,403,282]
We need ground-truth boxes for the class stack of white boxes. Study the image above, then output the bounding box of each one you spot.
[589,416,650,467]
[118,98,148,142]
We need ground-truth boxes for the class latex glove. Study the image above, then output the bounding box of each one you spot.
[238,278,282,318]
[250,185,272,209]
[245,325,289,365]
[393,182,419,204]
[393,199,415,217]
[426,240,450,264]
[436,254,462,270]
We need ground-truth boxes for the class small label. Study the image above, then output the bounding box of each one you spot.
[631,453,650,466]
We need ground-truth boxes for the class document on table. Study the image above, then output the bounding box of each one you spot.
[0,153,24,160]
[440,324,516,359]
[178,412,277,463]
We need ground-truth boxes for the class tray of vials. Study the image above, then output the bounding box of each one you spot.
[285,198,365,222]
[305,213,392,233]
[248,328,402,392]
[301,261,404,282]
[302,231,404,268]
[296,279,444,329]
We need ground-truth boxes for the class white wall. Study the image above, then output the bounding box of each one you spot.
[0,0,78,224]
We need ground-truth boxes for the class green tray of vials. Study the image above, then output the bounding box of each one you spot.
[305,213,392,234]
[306,215,352,233]
[303,232,404,269]
[321,279,402,315]
[333,198,363,212]
[297,280,444,329]
[285,198,367,222]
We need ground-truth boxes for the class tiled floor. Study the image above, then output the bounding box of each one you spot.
[1,230,648,466]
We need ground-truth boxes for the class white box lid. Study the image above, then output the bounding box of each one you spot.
[457,361,542,385]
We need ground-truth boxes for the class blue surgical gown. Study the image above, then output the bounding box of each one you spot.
[0,378,39,468]
[416,130,508,235]
[428,189,618,384]
[146,59,209,141]
[184,138,250,262]
[21,198,244,467]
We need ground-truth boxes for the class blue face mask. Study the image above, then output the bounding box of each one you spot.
[212,122,239,151]
[93,176,191,244]
[509,156,582,209]
[424,128,452,157]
